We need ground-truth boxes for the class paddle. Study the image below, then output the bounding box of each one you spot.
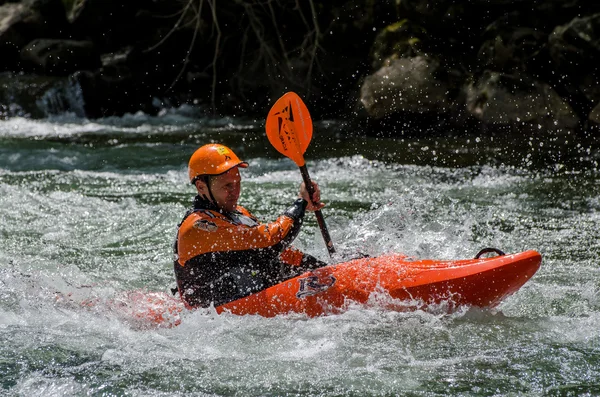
[265,92,336,256]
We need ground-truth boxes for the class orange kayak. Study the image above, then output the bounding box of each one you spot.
[91,250,541,327]
[217,250,542,317]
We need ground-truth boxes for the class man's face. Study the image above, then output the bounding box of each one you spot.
[208,167,242,212]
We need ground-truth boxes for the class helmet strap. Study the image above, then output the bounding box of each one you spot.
[203,175,218,207]
[193,176,215,204]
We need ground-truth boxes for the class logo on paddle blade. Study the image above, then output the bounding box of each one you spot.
[274,101,296,151]
[296,275,336,298]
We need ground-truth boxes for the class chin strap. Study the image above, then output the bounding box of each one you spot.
[202,175,218,205]
[192,176,220,211]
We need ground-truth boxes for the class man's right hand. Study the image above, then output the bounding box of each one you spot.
[300,181,325,212]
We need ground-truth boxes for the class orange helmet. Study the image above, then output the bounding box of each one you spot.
[188,144,248,183]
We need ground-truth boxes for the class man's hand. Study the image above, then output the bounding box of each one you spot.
[300,181,325,212]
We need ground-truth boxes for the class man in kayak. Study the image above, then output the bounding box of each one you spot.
[173,143,328,309]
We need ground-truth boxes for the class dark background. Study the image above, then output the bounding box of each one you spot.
[1,0,599,136]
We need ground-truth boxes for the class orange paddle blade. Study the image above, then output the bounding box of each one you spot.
[265,92,313,167]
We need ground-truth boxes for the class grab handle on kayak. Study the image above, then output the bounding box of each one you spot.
[474,248,506,259]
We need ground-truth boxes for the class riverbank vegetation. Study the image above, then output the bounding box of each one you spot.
[1,0,599,136]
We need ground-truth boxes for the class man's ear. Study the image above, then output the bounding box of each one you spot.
[194,178,209,197]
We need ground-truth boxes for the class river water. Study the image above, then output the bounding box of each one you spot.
[1,109,599,396]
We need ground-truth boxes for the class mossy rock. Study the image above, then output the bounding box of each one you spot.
[370,19,427,70]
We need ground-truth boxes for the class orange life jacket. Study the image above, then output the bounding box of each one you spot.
[173,196,325,308]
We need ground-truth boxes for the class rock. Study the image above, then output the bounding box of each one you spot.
[0,71,69,118]
[369,20,426,70]
[0,0,68,71]
[20,39,100,75]
[395,0,501,54]
[360,55,454,119]
[465,70,579,131]
[549,13,600,108]
[26,0,69,30]
[68,0,167,52]
[71,48,161,118]
[478,27,547,72]
[589,102,600,124]
[0,3,30,65]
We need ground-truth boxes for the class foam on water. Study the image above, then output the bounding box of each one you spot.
[2,118,600,395]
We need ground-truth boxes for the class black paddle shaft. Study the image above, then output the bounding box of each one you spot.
[299,164,336,256]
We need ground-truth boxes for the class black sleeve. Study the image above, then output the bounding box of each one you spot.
[279,198,308,249]
[283,198,308,221]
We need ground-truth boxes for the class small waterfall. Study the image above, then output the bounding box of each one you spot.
[36,76,86,118]
[0,72,87,119]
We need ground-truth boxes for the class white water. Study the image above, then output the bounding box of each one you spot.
[1,114,600,395]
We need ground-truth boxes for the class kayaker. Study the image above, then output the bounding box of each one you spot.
[173,143,328,308]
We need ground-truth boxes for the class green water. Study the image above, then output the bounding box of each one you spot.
[1,113,600,396]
